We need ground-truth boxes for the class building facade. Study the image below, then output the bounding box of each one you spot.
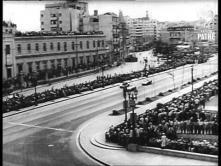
[82,10,99,32]
[14,33,108,76]
[98,12,121,61]
[159,26,197,45]
[83,11,129,61]
[2,21,17,80]
[40,1,89,32]
[204,14,218,43]
[118,10,130,60]
[124,14,159,51]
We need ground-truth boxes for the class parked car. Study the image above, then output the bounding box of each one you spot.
[125,54,138,62]
[142,79,152,86]
[120,81,130,88]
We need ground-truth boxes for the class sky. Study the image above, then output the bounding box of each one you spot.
[3,0,218,32]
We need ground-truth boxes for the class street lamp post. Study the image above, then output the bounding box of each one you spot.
[32,71,38,106]
[18,72,25,92]
[167,71,175,90]
[191,59,198,95]
[144,58,148,77]
[128,87,138,142]
[120,82,129,122]
[101,60,105,88]
[191,65,194,94]
[75,35,80,73]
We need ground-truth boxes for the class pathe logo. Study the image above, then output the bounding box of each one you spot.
[197,30,215,41]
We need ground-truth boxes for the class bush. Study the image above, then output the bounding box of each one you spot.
[145,97,152,102]
[112,110,120,115]
[156,103,164,108]
[137,101,143,105]
[158,92,164,96]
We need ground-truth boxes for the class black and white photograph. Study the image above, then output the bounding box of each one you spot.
[3,0,218,165]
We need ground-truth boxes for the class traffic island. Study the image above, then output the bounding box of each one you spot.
[104,77,218,162]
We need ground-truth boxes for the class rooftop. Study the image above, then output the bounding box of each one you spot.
[45,1,87,9]
[3,21,17,28]
[15,31,104,37]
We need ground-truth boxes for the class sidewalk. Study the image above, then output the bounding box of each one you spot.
[76,75,218,166]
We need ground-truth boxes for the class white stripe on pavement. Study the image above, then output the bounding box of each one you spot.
[6,121,74,133]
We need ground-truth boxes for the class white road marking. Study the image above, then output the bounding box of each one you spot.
[48,144,54,147]
[6,121,74,133]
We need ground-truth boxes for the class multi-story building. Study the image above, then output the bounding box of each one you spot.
[3,21,17,80]
[98,12,121,61]
[3,25,108,81]
[124,13,159,51]
[159,26,197,45]
[82,10,129,61]
[14,32,108,76]
[40,1,89,32]
[82,10,99,32]
[118,10,130,60]
[205,14,218,43]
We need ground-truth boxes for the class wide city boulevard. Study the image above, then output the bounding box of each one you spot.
[3,51,218,166]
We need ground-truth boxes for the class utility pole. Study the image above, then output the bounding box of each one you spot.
[191,65,193,95]
[75,35,80,73]
[96,40,99,68]
[144,58,148,77]
[5,47,9,79]
[121,23,127,62]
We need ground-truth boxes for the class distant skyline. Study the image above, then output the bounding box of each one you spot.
[3,0,218,32]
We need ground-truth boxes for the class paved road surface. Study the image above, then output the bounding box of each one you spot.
[3,55,218,166]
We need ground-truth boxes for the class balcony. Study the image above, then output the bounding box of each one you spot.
[50,24,58,28]
[50,17,58,20]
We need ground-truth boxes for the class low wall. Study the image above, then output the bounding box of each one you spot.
[136,145,218,162]
[177,134,218,142]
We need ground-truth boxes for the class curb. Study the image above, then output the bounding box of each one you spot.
[90,137,123,150]
[90,133,124,150]
[138,145,218,162]
[78,128,111,166]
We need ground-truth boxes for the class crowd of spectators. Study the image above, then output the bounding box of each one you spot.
[3,72,142,113]
[3,53,211,97]
[105,79,218,155]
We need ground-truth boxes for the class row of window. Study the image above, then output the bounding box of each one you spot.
[4,28,13,34]
[17,54,103,74]
[16,40,105,54]
[41,13,62,18]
